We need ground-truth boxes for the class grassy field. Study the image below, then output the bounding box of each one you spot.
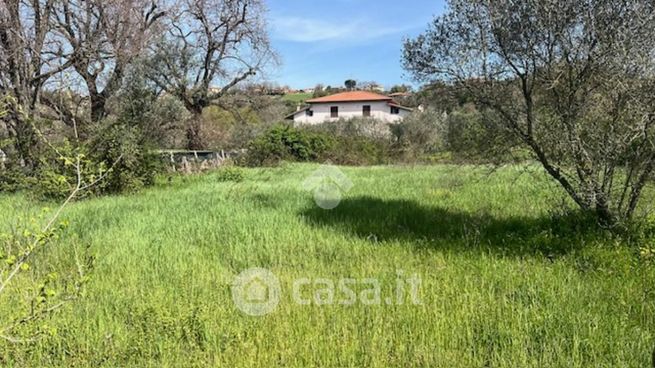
[282,92,312,103]
[1,164,654,367]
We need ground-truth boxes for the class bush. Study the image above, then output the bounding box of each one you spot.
[33,142,113,200]
[305,119,394,165]
[324,136,391,165]
[310,117,390,141]
[0,65,176,199]
[31,165,75,200]
[216,166,245,182]
[88,120,162,194]
[106,63,190,150]
[0,165,31,193]
[244,124,334,166]
[244,119,400,167]
[84,68,166,194]
[0,133,114,200]
[0,130,159,200]
[390,108,446,161]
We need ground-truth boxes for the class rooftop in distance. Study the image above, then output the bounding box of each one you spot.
[305,91,393,104]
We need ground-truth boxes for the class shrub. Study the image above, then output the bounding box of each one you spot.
[305,118,394,165]
[88,120,162,194]
[0,131,158,200]
[244,124,334,166]
[31,165,75,200]
[390,108,446,161]
[27,142,110,201]
[216,166,245,182]
[0,165,31,193]
[0,137,113,200]
[310,117,390,141]
[324,136,391,166]
[244,118,403,167]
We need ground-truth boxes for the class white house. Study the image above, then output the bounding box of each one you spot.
[285,91,412,125]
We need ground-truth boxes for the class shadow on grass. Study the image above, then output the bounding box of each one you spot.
[300,196,605,258]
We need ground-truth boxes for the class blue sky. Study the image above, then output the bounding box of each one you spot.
[265,0,446,90]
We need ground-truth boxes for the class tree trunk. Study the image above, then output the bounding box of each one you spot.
[186,111,205,150]
[88,66,123,123]
[90,94,107,123]
[595,198,615,227]
[6,111,38,170]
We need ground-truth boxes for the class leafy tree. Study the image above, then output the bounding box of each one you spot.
[390,108,446,158]
[403,0,655,224]
[89,67,169,193]
[345,79,357,90]
[389,85,412,94]
[312,84,328,98]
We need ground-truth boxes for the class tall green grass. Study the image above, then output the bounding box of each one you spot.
[0,164,653,367]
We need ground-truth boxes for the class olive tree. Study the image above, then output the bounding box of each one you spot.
[403,0,655,224]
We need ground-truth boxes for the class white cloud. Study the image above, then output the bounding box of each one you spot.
[271,16,412,43]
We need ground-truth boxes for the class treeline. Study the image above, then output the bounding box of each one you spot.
[243,104,520,168]
[0,0,278,196]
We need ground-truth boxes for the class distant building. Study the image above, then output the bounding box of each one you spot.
[388,92,412,98]
[285,91,412,124]
[368,83,385,93]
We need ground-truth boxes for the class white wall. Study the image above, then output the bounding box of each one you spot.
[291,101,410,125]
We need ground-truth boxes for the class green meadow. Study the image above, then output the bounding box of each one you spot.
[282,93,313,103]
[1,164,654,367]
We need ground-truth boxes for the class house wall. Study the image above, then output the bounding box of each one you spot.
[291,101,410,125]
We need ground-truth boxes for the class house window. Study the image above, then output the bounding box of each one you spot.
[331,106,339,118]
[363,105,371,117]
[305,109,313,117]
[390,106,400,115]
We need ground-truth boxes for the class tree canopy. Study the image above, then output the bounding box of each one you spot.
[404,0,655,223]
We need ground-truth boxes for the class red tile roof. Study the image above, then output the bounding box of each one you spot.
[306,91,393,103]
